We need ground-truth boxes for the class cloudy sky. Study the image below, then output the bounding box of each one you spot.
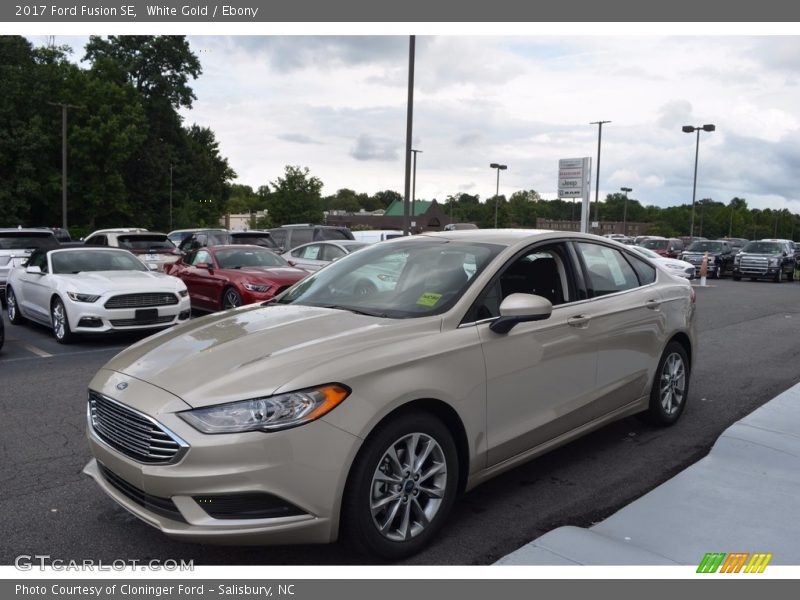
[46,34,800,211]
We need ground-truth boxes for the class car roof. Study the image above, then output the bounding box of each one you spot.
[0,228,57,235]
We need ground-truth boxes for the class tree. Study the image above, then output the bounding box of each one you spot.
[268,166,324,226]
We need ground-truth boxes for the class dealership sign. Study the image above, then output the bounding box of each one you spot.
[558,157,589,198]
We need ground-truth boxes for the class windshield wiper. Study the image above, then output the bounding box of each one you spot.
[320,304,388,318]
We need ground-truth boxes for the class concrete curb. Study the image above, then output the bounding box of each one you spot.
[496,381,800,565]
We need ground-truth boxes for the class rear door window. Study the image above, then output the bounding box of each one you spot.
[575,242,640,297]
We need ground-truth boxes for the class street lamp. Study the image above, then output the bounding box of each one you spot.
[682,123,715,239]
[48,102,81,230]
[411,148,422,221]
[489,163,507,228]
[590,120,611,231]
[620,186,632,236]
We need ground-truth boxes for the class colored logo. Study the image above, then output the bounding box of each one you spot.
[697,552,772,573]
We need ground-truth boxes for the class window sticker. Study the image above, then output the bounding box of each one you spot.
[416,292,443,307]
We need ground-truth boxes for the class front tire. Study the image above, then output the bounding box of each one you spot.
[775,269,783,283]
[640,341,690,426]
[342,411,459,560]
[51,297,74,344]
[221,287,242,310]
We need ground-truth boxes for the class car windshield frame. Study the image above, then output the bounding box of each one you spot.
[687,241,724,252]
[741,242,784,254]
[276,238,504,319]
[51,249,148,274]
[213,247,289,269]
[0,232,59,250]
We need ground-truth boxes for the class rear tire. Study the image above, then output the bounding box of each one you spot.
[342,411,459,560]
[639,341,690,427]
[6,286,25,324]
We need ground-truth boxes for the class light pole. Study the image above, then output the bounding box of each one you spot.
[49,102,81,230]
[402,35,416,236]
[489,163,507,228]
[682,123,715,239]
[169,163,174,231]
[411,148,422,223]
[620,187,632,236]
[590,120,611,232]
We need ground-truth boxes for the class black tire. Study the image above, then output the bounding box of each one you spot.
[733,274,741,281]
[714,263,723,279]
[51,297,75,344]
[774,269,783,283]
[789,268,795,282]
[221,287,242,310]
[342,411,459,560]
[6,286,26,324]
[639,341,690,427]
[353,279,377,297]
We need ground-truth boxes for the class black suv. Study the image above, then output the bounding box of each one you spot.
[733,240,795,282]
[266,224,354,253]
[680,240,735,279]
[177,229,278,253]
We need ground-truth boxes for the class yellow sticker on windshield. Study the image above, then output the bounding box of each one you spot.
[416,292,443,307]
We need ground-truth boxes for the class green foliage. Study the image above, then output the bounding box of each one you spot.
[268,165,324,226]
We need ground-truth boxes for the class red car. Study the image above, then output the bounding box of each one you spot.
[166,245,308,311]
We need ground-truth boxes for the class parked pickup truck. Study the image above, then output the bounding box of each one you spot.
[680,240,735,279]
[733,240,795,282]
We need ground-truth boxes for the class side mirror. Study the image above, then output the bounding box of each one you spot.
[25,265,42,275]
[490,293,553,334]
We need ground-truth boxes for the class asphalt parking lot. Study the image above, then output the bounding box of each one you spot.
[1,278,799,565]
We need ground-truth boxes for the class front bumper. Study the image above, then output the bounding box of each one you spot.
[66,296,191,333]
[84,370,361,545]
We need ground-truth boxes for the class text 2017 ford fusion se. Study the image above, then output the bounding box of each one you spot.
[84,230,695,559]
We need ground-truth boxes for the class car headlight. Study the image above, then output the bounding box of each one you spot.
[769,257,780,266]
[664,263,683,271]
[178,289,189,297]
[179,384,351,434]
[243,282,271,293]
[66,292,100,303]
[376,273,397,282]
[734,256,741,264]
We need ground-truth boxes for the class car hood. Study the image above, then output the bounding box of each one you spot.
[230,266,308,282]
[102,304,438,408]
[58,270,184,293]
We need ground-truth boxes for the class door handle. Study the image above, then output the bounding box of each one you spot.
[645,299,661,310]
[567,315,591,328]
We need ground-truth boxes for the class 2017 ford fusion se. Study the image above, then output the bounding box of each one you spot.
[84,230,695,559]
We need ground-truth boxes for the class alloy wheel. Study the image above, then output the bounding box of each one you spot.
[659,352,686,415]
[369,432,448,542]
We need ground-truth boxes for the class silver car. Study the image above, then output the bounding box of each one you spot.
[84,230,695,558]
[0,228,60,306]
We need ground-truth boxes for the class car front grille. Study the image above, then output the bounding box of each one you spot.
[104,293,178,309]
[739,256,769,272]
[88,391,187,464]
[98,463,185,522]
[109,315,175,327]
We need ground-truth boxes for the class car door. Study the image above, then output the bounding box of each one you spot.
[289,243,327,271]
[573,241,665,411]
[471,242,601,466]
[182,249,215,309]
[16,250,52,323]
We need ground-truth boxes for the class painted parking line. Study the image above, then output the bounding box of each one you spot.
[17,341,53,358]
[2,343,128,363]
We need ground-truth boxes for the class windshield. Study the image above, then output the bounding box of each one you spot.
[277,238,503,318]
[641,239,669,250]
[687,241,723,252]
[117,235,176,251]
[0,232,59,250]
[214,248,288,269]
[742,242,783,254]
[51,250,148,274]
